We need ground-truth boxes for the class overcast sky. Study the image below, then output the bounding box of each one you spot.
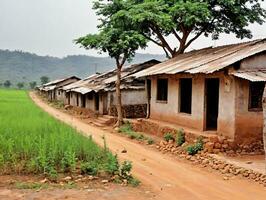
[0,0,266,58]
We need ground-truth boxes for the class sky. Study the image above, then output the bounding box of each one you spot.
[0,0,266,58]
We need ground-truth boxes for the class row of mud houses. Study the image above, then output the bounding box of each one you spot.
[38,39,266,147]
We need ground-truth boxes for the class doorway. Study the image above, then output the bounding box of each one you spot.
[205,78,219,130]
[81,94,86,108]
[76,94,79,107]
[95,93,99,111]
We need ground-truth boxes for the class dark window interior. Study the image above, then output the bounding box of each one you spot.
[249,82,265,111]
[179,78,192,114]
[157,79,168,101]
[87,93,93,100]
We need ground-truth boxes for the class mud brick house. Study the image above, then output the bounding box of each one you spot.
[133,39,266,145]
[38,76,80,101]
[62,60,160,118]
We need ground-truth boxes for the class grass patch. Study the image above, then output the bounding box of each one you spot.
[119,122,154,144]
[0,90,122,179]
[15,182,48,190]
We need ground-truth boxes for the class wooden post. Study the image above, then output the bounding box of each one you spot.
[145,78,150,118]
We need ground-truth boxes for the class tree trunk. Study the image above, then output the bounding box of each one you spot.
[115,65,123,127]
[263,86,266,172]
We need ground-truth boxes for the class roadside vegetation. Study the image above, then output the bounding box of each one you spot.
[163,129,203,155]
[0,89,135,184]
[118,121,154,145]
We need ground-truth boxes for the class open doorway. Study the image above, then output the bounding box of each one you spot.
[205,78,219,130]
[81,94,86,108]
[76,94,79,107]
[95,93,99,111]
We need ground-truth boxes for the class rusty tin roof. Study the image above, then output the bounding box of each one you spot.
[134,39,266,78]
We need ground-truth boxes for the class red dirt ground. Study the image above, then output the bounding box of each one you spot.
[3,92,265,200]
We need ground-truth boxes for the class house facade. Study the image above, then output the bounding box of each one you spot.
[38,76,80,101]
[61,60,160,117]
[134,39,266,145]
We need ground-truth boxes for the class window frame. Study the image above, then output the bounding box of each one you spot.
[248,81,265,112]
[179,78,192,115]
[156,78,168,103]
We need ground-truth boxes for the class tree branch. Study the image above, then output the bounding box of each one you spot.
[172,29,181,42]
[142,34,163,47]
[150,25,175,57]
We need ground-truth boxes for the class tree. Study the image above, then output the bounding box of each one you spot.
[3,80,11,88]
[40,76,49,85]
[29,81,37,89]
[17,82,24,89]
[75,1,147,126]
[104,0,266,58]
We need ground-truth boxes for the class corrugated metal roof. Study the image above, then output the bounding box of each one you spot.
[44,76,80,86]
[231,70,266,82]
[134,39,266,77]
[42,85,56,91]
[71,87,92,94]
[64,59,160,94]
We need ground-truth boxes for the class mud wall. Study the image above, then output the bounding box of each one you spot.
[234,78,263,144]
[149,73,236,136]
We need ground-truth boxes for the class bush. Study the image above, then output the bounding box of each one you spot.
[164,133,174,142]
[147,138,154,145]
[80,162,99,175]
[186,137,204,155]
[176,129,185,146]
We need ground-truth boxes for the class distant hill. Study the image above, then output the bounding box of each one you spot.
[0,49,165,86]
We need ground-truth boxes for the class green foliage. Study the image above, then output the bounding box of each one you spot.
[80,162,99,176]
[29,81,37,89]
[119,121,153,144]
[176,129,185,146]
[15,182,48,190]
[93,0,266,57]
[128,177,140,187]
[163,133,174,142]
[119,161,132,180]
[17,82,24,89]
[186,137,204,155]
[40,76,50,85]
[147,138,154,145]
[3,80,11,88]
[0,89,119,179]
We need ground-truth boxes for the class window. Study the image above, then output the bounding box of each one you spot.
[179,78,192,114]
[249,82,265,111]
[87,93,93,100]
[157,79,168,101]
[58,91,60,95]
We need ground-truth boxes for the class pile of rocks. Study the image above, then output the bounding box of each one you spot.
[156,140,266,186]
[132,118,264,155]
[204,137,264,156]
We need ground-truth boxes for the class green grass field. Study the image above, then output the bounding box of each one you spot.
[0,89,119,179]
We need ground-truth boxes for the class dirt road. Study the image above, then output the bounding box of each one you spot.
[30,93,266,200]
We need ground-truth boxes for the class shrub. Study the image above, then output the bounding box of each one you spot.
[176,129,185,146]
[147,138,154,145]
[119,161,132,180]
[186,137,204,155]
[164,133,174,142]
[80,161,99,175]
[129,177,141,187]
